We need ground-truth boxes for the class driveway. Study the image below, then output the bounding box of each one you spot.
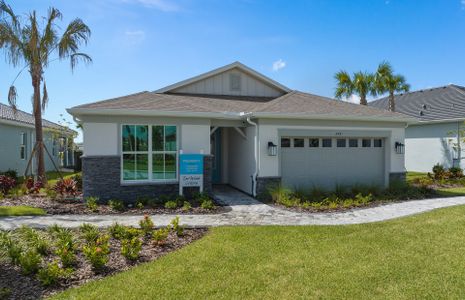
[1,186,465,230]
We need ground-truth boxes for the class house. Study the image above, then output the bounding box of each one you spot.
[0,103,76,176]
[370,84,465,173]
[68,62,414,202]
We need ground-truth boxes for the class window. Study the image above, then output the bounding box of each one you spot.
[281,138,290,148]
[322,138,332,148]
[337,139,346,148]
[374,139,383,147]
[20,132,26,160]
[293,138,304,147]
[309,138,319,148]
[349,139,358,148]
[122,125,177,182]
[362,139,372,148]
[230,73,241,91]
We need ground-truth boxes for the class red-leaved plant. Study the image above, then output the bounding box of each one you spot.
[25,177,43,194]
[54,178,78,198]
[0,175,16,194]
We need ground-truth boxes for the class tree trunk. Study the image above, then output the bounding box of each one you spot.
[388,91,395,112]
[32,73,46,183]
[360,95,368,106]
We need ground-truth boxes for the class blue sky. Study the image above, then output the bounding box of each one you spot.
[2,0,465,141]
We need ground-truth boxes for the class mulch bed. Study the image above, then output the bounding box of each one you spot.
[0,228,208,300]
[0,195,226,215]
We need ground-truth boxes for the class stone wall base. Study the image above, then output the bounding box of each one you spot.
[256,176,282,201]
[389,172,406,183]
[82,155,213,203]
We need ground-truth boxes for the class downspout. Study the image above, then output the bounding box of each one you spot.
[246,116,259,197]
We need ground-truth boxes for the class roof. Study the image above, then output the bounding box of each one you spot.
[369,84,465,122]
[0,102,75,133]
[155,61,291,94]
[69,90,414,122]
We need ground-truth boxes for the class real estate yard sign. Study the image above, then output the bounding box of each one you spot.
[179,154,204,195]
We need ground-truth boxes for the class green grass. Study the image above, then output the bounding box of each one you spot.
[52,205,465,299]
[0,206,46,216]
[406,171,427,184]
[46,171,80,186]
[406,171,465,196]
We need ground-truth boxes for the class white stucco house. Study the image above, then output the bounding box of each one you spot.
[0,103,76,176]
[370,84,465,173]
[68,62,414,202]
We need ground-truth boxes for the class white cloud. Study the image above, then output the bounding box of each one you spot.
[272,59,286,72]
[344,94,360,104]
[121,0,179,12]
[124,30,146,44]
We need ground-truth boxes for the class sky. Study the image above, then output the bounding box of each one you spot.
[1,0,465,142]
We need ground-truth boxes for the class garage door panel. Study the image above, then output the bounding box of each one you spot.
[281,138,385,190]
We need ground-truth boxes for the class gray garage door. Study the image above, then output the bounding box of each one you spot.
[280,137,385,190]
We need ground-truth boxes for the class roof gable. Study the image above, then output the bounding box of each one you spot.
[155,61,290,98]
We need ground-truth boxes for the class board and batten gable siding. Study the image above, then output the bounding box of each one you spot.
[405,121,463,172]
[257,119,406,187]
[169,68,285,98]
[81,117,211,157]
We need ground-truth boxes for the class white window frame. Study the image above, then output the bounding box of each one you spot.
[120,124,179,184]
[20,132,26,160]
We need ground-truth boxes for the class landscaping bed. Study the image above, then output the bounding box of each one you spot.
[0,195,225,215]
[0,217,207,299]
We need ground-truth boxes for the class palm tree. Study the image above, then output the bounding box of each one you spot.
[334,70,376,105]
[0,2,91,181]
[375,61,410,112]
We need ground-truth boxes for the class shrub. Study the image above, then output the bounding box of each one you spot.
[108,199,125,211]
[18,250,41,275]
[0,287,11,299]
[17,225,50,256]
[449,167,463,179]
[25,177,43,194]
[135,196,151,209]
[0,175,16,195]
[37,261,69,286]
[268,185,292,204]
[121,237,142,261]
[354,193,373,205]
[200,199,215,210]
[45,187,58,200]
[0,231,22,265]
[109,223,141,240]
[170,216,183,236]
[152,228,169,245]
[72,174,82,191]
[432,164,446,180]
[417,177,434,188]
[164,200,178,209]
[54,178,78,197]
[51,227,77,267]
[86,196,99,212]
[80,223,100,244]
[82,234,110,271]
[139,215,155,236]
[175,195,187,207]
[182,201,192,211]
[158,194,172,204]
[0,169,17,180]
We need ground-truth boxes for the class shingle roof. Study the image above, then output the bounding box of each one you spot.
[0,102,72,131]
[369,84,465,121]
[70,90,412,121]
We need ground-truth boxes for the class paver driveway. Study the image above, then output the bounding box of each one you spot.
[1,186,465,229]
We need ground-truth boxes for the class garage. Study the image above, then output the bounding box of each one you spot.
[280,136,385,190]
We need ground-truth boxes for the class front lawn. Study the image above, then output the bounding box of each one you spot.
[0,206,46,216]
[53,205,465,299]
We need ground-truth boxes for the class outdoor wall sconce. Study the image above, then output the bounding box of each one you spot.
[395,142,405,154]
[268,142,278,156]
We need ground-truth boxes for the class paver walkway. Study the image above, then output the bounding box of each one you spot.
[1,187,465,230]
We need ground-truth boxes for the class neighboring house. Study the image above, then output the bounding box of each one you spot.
[370,84,465,172]
[68,62,414,202]
[0,103,77,176]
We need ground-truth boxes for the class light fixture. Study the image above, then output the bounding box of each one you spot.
[268,141,277,156]
[395,142,405,154]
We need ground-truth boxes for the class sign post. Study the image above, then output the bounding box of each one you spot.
[179,153,204,196]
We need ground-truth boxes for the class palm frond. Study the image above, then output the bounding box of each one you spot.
[70,52,92,70]
[334,70,353,99]
[7,85,17,110]
[0,1,23,66]
[58,18,91,58]
[42,80,48,111]
[40,7,61,67]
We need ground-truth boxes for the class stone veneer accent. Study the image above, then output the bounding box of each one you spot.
[389,172,406,182]
[82,155,213,203]
[256,176,282,199]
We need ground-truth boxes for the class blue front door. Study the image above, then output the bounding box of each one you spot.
[212,129,221,184]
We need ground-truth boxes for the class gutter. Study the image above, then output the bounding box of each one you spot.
[244,114,259,197]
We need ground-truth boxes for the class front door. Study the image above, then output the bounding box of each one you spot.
[211,129,222,184]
